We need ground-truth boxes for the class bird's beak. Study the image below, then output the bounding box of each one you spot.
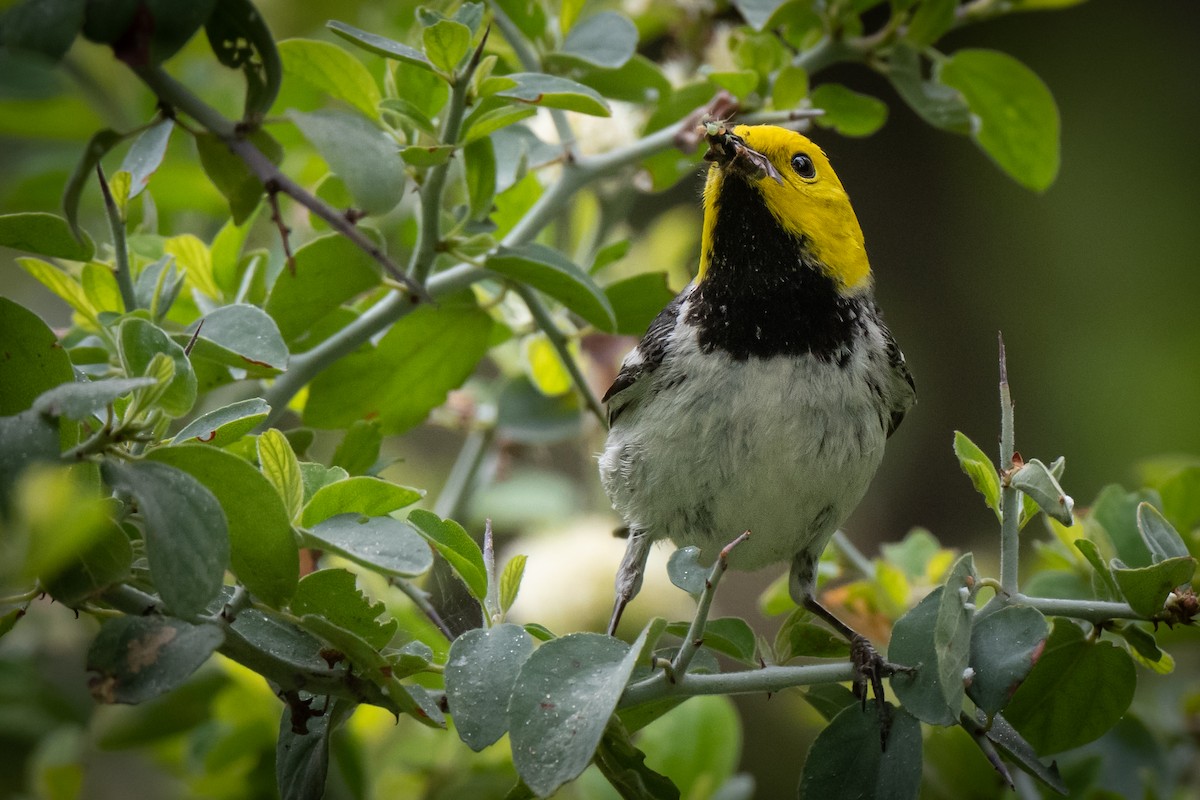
[702,124,784,185]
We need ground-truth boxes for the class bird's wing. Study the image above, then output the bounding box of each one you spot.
[603,289,688,425]
[882,325,916,438]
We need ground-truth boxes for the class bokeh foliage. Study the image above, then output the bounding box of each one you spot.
[1,0,1198,798]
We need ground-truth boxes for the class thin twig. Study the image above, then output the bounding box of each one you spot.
[183,318,204,356]
[998,332,1020,595]
[514,284,608,426]
[130,64,430,303]
[393,577,456,641]
[671,531,750,676]
[96,164,138,312]
[265,186,296,275]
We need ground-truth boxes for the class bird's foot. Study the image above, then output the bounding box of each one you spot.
[849,634,914,749]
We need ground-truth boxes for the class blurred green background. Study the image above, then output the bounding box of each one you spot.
[2,0,1199,796]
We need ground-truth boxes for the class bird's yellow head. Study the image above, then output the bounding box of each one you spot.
[698,124,871,294]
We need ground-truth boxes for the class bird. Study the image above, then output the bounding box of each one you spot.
[598,122,915,698]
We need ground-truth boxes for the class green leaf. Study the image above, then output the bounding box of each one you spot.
[571,54,672,105]
[0,212,94,260]
[0,411,62,513]
[133,255,184,321]
[87,616,224,704]
[0,0,85,61]
[63,128,123,242]
[33,377,156,420]
[330,420,382,476]
[211,209,259,297]
[230,609,329,674]
[799,701,922,799]
[42,516,131,607]
[90,669,230,749]
[556,11,637,69]
[495,376,583,445]
[327,20,433,71]
[291,568,397,650]
[1004,619,1137,754]
[17,256,101,329]
[445,623,535,751]
[463,137,496,222]
[299,462,348,506]
[953,431,1000,518]
[277,699,351,800]
[148,445,299,608]
[482,72,610,117]
[774,608,850,661]
[966,605,1048,717]
[886,42,970,132]
[934,554,977,716]
[1091,484,1158,568]
[304,515,432,578]
[487,243,616,331]
[811,83,888,137]
[772,64,809,110]
[665,617,757,664]
[508,631,644,796]
[1074,538,1121,599]
[593,720,682,800]
[204,0,282,117]
[304,304,492,434]
[186,303,289,376]
[603,274,671,332]
[666,546,707,596]
[707,70,759,100]
[300,476,422,527]
[119,118,173,199]
[0,298,75,416]
[81,261,123,314]
[173,398,270,447]
[615,696,740,798]
[399,144,455,167]
[263,233,381,347]
[938,49,1060,192]
[1112,557,1196,618]
[905,0,955,48]
[980,712,1068,795]
[888,587,955,725]
[423,18,471,74]
[461,104,537,144]
[118,317,197,417]
[1137,502,1190,563]
[290,110,405,215]
[500,554,527,614]
[801,684,859,722]
[406,509,487,601]
[1155,466,1200,539]
[258,428,304,523]
[1011,457,1074,525]
[194,130,282,224]
[101,460,229,617]
[278,38,381,120]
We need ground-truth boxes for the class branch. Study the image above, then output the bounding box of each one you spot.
[620,661,855,709]
[130,63,429,303]
[998,334,1020,595]
[514,285,607,426]
[96,165,138,312]
[672,532,750,676]
[101,584,401,712]
[1010,594,1142,624]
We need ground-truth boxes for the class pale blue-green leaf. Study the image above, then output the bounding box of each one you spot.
[967,605,1048,717]
[445,623,535,750]
[557,12,636,69]
[326,20,433,71]
[173,399,269,447]
[290,109,405,215]
[305,514,433,578]
[119,118,174,199]
[101,460,229,618]
[483,73,610,117]
[33,377,155,420]
[487,243,616,331]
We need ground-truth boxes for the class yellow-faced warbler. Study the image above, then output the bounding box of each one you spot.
[599,123,915,698]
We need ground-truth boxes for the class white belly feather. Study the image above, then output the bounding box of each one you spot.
[598,319,888,570]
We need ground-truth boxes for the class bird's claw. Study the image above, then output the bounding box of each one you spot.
[849,635,913,750]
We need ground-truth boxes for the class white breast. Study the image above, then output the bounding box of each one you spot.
[599,313,889,570]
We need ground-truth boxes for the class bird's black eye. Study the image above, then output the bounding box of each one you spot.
[791,153,816,179]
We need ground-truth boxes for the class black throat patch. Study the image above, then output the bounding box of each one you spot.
[686,174,869,363]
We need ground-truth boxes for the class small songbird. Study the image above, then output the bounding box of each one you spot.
[598,123,915,693]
